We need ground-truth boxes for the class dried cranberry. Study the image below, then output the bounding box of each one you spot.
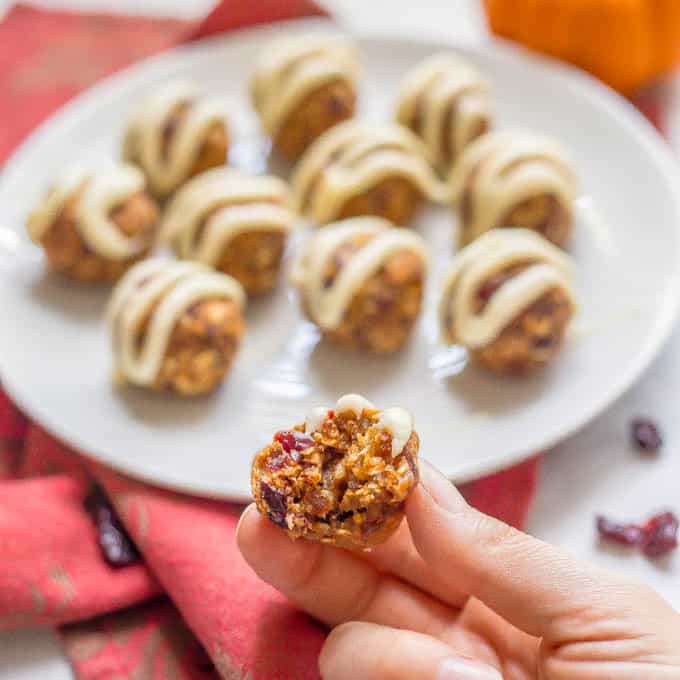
[274,430,314,453]
[84,485,140,567]
[596,516,642,546]
[631,418,663,452]
[328,94,348,115]
[533,334,555,350]
[260,482,288,529]
[640,512,678,558]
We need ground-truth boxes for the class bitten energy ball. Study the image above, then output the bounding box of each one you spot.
[159,168,296,295]
[122,81,228,198]
[396,54,491,174]
[251,35,358,161]
[107,259,245,396]
[291,217,428,353]
[27,164,158,282]
[252,394,419,550]
[439,229,576,375]
[292,120,446,226]
[449,130,578,248]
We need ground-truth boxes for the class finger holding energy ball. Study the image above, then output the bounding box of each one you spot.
[27,163,159,282]
[107,259,245,396]
[251,394,419,550]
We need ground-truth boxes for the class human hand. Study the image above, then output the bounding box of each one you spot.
[237,460,680,679]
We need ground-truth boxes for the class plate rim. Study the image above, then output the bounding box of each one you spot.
[2,20,680,499]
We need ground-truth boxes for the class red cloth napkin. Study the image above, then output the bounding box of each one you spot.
[0,4,543,679]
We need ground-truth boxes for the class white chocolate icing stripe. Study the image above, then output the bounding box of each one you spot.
[122,81,226,197]
[396,54,490,170]
[292,120,448,222]
[251,36,358,136]
[27,164,151,260]
[376,408,413,458]
[449,130,578,244]
[291,217,428,330]
[305,393,413,457]
[107,259,245,386]
[438,228,576,349]
[159,167,296,266]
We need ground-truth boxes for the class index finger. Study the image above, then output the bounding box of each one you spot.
[407,461,670,641]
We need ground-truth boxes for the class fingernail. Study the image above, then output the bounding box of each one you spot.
[419,460,466,513]
[437,657,503,680]
[235,503,256,536]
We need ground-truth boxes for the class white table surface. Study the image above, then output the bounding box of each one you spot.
[1,1,679,677]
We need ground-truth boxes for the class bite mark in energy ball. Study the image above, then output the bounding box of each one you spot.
[251,394,419,550]
[107,259,245,396]
[439,228,576,375]
[122,81,228,198]
[251,35,358,161]
[27,165,159,282]
[291,217,428,353]
[449,130,577,248]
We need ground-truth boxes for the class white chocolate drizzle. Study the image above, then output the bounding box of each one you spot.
[291,216,428,330]
[251,35,358,137]
[159,167,296,265]
[122,81,226,197]
[305,393,413,457]
[449,130,578,244]
[107,258,245,387]
[27,164,152,260]
[396,54,491,171]
[439,228,576,349]
[292,120,448,223]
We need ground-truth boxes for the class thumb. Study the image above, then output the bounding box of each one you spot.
[407,460,668,642]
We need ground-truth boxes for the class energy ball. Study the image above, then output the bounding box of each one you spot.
[292,120,446,226]
[251,393,419,550]
[291,217,428,353]
[439,229,576,376]
[449,130,577,248]
[396,54,492,175]
[122,81,228,199]
[27,164,158,282]
[251,35,358,161]
[159,167,296,295]
[107,259,245,396]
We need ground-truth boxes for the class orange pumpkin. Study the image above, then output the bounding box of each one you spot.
[483,0,680,94]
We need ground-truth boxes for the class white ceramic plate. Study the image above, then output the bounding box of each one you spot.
[1,20,680,501]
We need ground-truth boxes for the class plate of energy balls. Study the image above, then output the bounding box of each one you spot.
[0,20,679,501]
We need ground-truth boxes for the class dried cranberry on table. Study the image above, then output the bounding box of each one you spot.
[640,512,679,558]
[596,510,678,558]
[595,516,642,546]
[630,417,663,452]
